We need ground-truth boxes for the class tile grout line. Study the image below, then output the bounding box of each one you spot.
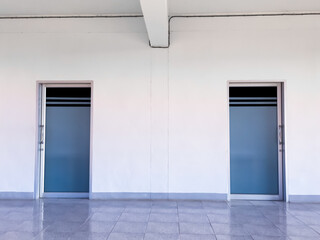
[105,207,124,240]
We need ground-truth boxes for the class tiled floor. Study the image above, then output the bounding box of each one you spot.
[0,199,320,239]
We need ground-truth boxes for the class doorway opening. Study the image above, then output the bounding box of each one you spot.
[229,83,284,200]
[38,83,92,198]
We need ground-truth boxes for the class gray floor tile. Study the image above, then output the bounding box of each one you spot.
[112,222,147,234]
[17,220,50,233]
[208,214,233,224]
[149,213,178,222]
[118,213,149,222]
[277,225,320,237]
[79,221,115,233]
[178,201,204,208]
[179,208,207,214]
[0,199,320,240]
[44,221,82,233]
[180,222,214,234]
[311,225,320,234]
[234,216,273,225]
[5,212,37,221]
[91,212,121,222]
[308,205,320,211]
[107,232,144,240]
[41,213,71,222]
[230,208,262,217]
[179,213,209,223]
[94,207,125,214]
[144,233,179,240]
[146,222,179,234]
[0,232,37,240]
[288,210,319,217]
[295,215,320,225]
[251,236,289,240]
[0,220,25,232]
[124,200,152,208]
[202,201,229,209]
[180,234,217,239]
[211,223,247,235]
[59,215,90,223]
[69,232,107,240]
[243,224,284,237]
[151,208,178,214]
[215,235,252,240]
[205,208,231,215]
[250,201,278,206]
[289,237,320,240]
[228,201,253,207]
[124,207,151,214]
[152,201,177,208]
[264,215,303,226]
[34,231,72,240]
[259,209,290,217]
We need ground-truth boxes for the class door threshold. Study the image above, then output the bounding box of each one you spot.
[230,194,282,201]
[42,192,89,199]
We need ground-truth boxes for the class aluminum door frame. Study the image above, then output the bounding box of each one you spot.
[38,83,92,199]
[228,82,284,201]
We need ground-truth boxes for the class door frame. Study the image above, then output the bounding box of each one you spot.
[35,81,93,199]
[228,82,284,201]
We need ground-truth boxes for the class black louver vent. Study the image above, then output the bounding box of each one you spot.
[46,87,91,107]
[229,87,277,107]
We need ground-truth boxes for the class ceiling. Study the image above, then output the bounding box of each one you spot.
[0,0,142,16]
[1,0,319,48]
[0,0,320,17]
[170,0,320,15]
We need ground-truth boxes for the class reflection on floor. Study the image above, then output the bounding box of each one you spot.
[0,199,320,239]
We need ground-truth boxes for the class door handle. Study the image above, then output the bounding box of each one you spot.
[278,125,283,145]
[39,125,44,144]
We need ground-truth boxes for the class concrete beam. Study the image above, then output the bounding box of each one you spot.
[140,0,169,47]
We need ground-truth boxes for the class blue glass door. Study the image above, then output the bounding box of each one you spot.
[44,87,91,193]
[230,86,281,197]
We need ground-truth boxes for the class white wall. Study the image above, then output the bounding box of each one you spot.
[0,15,319,199]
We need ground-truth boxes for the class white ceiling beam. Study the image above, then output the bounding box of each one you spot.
[140,0,169,47]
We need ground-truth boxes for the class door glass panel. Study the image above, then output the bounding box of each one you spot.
[44,88,90,193]
[230,87,279,195]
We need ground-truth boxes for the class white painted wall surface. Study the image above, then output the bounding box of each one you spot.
[0,16,319,198]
